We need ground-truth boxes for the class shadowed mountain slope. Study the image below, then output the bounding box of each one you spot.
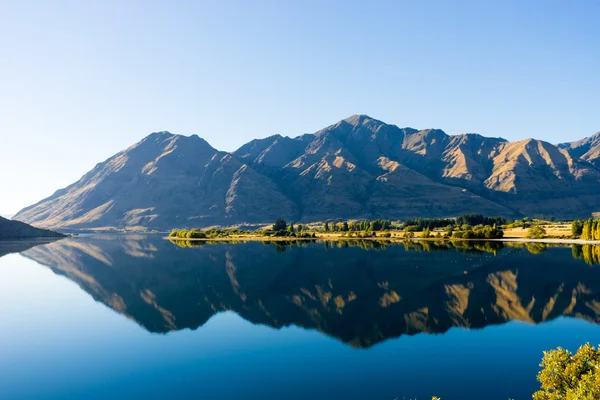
[0,216,65,240]
[13,116,600,230]
[15,132,296,230]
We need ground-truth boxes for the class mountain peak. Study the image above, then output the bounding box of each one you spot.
[13,117,600,230]
[146,131,174,140]
[342,114,382,126]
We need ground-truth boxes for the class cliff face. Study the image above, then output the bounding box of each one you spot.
[13,116,600,230]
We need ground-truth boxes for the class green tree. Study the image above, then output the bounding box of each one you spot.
[342,221,349,232]
[526,226,547,239]
[533,343,600,400]
[582,219,593,240]
[572,220,584,238]
[421,228,431,238]
[287,222,295,234]
[324,221,330,232]
[273,218,287,232]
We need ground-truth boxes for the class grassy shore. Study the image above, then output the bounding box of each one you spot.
[166,231,600,244]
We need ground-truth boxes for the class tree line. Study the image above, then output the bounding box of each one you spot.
[456,213,509,226]
[572,218,600,240]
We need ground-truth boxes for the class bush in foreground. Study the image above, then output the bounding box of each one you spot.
[433,343,600,399]
[533,343,600,400]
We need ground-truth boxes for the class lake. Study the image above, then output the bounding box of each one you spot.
[1,235,599,400]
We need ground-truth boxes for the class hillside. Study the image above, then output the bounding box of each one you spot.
[13,115,600,230]
[559,132,600,167]
[0,216,65,240]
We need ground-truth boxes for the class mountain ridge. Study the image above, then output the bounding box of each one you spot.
[0,216,65,239]
[13,115,600,230]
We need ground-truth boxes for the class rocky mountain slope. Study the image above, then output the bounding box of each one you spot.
[0,216,65,240]
[13,115,600,230]
[559,131,600,167]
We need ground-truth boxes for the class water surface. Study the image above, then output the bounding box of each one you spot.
[1,236,599,399]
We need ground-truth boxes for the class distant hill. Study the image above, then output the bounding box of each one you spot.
[0,216,65,239]
[13,115,600,230]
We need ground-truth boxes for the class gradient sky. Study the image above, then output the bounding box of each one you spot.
[1,0,599,215]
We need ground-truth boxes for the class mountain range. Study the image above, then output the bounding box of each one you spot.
[13,115,600,231]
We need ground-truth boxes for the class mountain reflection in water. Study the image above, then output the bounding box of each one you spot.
[21,235,600,348]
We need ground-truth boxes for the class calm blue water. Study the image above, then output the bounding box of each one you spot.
[0,236,599,399]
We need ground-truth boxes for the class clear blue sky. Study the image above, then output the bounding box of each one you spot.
[1,0,599,215]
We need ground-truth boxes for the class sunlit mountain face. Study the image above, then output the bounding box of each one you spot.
[19,235,600,348]
[13,117,600,232]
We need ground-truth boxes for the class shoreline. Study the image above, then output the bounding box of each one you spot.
[166,235,600,245]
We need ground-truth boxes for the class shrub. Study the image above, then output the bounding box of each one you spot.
[526,226,546,239]
[452,225,503,239]
[533,343,600,400]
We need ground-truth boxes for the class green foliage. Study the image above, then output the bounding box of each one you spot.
[186,229,206,239]
[452,224,504,239]
[533,343,600,400]
[423,344,600,400]
[324,221,330,232]
[172,227,250,239]
[526,226,547,239]
[287,222,295,234]
[273,218,287,232]
[421,228,431,238]
[574,218,600,241]
[505,217,546,229]
[456,213,509,227]
[403,218,454,230]
[347,219,391,231]
[572,220,584,238]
